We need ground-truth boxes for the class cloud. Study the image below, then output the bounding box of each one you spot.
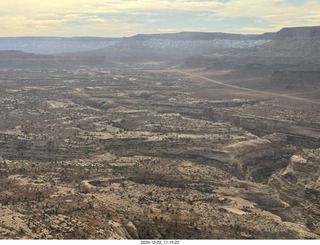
[0,0,320,36]
[236,26,278,33]
[0,16,67,36]
[83,0,223,12]
[217,0,320,31]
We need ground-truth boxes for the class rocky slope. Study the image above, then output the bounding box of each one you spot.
[0,66,319,239]
[0,27,319,239]
[269,148,320,233]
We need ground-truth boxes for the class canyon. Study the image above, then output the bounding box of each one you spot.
[0,26,319,239]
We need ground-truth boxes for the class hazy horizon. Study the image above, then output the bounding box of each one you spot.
[0,30,274,39]
[1,0,320,37]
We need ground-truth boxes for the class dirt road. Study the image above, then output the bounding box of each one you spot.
[174,69,320,106]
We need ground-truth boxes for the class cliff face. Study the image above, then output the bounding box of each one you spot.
[186,26,320,69]
[268,148,320,231]
[276,26,320,39]
[270,149,320,199]
[258,26,320,58]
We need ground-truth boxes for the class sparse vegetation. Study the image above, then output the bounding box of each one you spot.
[0,27,320,239]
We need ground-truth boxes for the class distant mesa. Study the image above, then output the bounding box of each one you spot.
[257,26,320,58]
[0,32,275,64]
[126,32,276,41]
[80,31,275,63]
[185,26,320,69]
[276,26,320,39]
[1,26,320,68]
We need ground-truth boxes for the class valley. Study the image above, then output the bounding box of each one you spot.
[0,63,319,239]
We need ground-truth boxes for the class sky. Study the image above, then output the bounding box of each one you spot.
[1,0,320,37]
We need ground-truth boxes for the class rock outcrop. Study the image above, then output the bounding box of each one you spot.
[268,148,320,231]
[108,220,139,239]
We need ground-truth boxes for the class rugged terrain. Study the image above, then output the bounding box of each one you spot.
[0,26,319,239]
[0,64,319,239]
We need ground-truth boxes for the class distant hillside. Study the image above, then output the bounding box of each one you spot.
[0,50,113,69]
[0,37,121,54]
[0,50,63,69]
[257,26,320,58]
[79,32,275,63]
[126,32,275,41]
[186,26,320,69]
[202,26,320,93]
[0,32,275,63]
